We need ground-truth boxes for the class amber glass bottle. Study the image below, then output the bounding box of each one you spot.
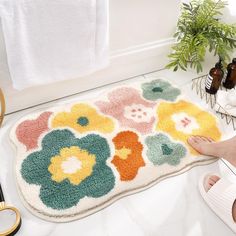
[205,60,224,94]
[223,58,236,89]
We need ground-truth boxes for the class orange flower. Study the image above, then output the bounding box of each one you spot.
[112,131,145,181]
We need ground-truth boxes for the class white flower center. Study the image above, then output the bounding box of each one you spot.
[172,112,199,134]
[124,104,153,123]
[61,156,82,174]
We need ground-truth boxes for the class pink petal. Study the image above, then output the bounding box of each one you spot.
[16,112,52,150]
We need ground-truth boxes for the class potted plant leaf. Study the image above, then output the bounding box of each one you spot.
[166,0,236,73]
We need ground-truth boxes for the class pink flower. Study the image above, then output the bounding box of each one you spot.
[16,112,52,150]
[95,87,155,134]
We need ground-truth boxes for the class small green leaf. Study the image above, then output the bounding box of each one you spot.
[174,66,179,71]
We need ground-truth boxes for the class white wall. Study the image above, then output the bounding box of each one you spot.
[0,0,181,114]
[1,0,236,114]
[110,0,178,50]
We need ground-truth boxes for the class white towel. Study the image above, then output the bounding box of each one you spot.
[0,0,109,90]
[215,90,236,117]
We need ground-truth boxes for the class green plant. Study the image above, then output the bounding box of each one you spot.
[166,0,236,73]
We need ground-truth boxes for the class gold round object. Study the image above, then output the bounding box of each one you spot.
[0,202,21,236]
[0,88,5,127]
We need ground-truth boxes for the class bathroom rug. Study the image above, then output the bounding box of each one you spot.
[10,77,222,222]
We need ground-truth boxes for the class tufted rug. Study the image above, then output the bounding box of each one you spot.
[10,77,222,222]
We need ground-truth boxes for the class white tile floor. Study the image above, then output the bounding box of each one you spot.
[0,69,236,236]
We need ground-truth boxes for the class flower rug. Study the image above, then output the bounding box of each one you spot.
[10,77,222,222]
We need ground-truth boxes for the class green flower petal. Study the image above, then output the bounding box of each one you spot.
[21,129,115,210]
[41,129,74,150]
[145,133,187,166]
[142,79,181,101]
[83,165,115,198]
[40,180,85,210]
[75,133,111,163]
[21,150,51,185]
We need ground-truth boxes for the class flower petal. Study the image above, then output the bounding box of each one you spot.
[21,150,51,185]
[84,165,116,198]
[145,133,187,166]
[40,180,85,210]
[142,79,181,101]
[16,112,52,150]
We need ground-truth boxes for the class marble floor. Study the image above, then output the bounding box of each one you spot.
[0,69,236,236]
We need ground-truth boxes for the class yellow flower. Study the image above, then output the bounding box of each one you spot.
[156,100,221,155]
[48,146,96,185]
[51,103,114,133]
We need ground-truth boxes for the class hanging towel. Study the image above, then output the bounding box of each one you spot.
[0,0,109,90]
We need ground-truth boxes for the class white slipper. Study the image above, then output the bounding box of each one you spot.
[199,173,236,233]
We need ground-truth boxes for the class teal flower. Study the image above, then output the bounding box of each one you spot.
[145,133,187,166]
[141,79,181,101]
[21,129,115,210]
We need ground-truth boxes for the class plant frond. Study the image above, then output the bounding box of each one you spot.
[166,0,236,73]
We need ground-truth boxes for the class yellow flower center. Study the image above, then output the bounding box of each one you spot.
[48,146,96,185]
[115,147,131,160]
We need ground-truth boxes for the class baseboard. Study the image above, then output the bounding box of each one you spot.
[111,38,174,59]
[3,38,175,114]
